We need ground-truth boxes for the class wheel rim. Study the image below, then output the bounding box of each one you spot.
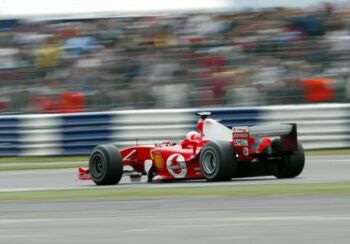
[202,149,218,175]
[91,153,104,178]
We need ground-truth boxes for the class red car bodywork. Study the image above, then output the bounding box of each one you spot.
[79,115,298,182]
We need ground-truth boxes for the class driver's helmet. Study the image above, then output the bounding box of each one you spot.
[186,131,201,141]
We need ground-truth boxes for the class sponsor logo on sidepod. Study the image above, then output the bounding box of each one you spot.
[166,154,187,178]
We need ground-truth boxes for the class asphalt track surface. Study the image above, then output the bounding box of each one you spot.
[0,155,349,192]
[0,196,350,244]
[0,155,350,244]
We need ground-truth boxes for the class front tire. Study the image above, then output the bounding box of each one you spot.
[199,141,237,181]
[272,139,305,178]
[89,144,123,185]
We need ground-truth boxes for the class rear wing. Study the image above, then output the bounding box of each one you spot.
[203,119,298,152]
[249,124,297,152]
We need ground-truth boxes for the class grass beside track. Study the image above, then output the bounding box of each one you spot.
[0,181,349,201]
[306,148,350,156]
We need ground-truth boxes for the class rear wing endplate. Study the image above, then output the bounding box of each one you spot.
[250,124,298,152]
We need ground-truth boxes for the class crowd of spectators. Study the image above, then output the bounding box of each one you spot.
[0,3,350,113]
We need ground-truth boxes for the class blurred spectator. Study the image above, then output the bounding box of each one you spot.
[0,3,349,113]
[35,37,61,69]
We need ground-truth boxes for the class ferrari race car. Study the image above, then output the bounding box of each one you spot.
[78,112,305,185]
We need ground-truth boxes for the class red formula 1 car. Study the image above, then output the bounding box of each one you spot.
[78,112,305,185]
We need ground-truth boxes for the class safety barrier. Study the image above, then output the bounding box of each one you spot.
[0,104,349,156]
[0,110,195,156]
[257,104,350,150]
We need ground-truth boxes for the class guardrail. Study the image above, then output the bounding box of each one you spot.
[0,104,349,156]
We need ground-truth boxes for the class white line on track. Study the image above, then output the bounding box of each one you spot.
[123,223,248,232]
[0,168,74,175]
[219,216,350,221]
[310,159,350,163]
[0,187,87,192]
[0,219,55,224]
[219,236,251,240]
[0,234,43,238]
[0,161,84,167]
[1,216,349,224]
[123,228,161,232]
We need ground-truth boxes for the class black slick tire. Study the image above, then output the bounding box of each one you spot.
[272,139,305,178]
[89,144,123,185]
[199,141,237,181]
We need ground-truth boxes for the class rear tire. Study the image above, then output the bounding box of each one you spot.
[199,141,237,181]
[89,144,123,185]
[272,139,305,178]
